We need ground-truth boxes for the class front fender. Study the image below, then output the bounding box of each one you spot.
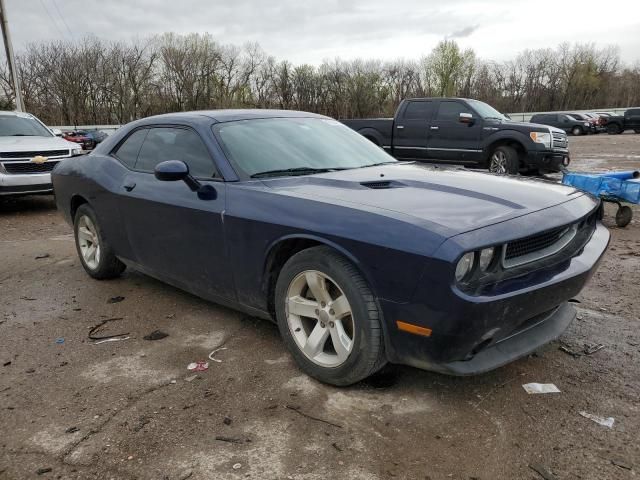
[482,130,534,154]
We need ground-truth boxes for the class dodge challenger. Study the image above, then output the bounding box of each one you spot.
[52,110,609,386]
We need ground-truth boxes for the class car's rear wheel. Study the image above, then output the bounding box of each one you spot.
[275,246,386,386]
[571,126,583,136]
[74,204,126,279]
[488,146,519,175]
[607,124,622,134]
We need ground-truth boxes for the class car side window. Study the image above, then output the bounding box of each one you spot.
[135,127,218,178]
[113,129,148,168]
[435,101,471,121]
[403,101,433,120]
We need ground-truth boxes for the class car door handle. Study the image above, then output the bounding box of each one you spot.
[430,126,439,130]
[396,125,404,129]
[123,182,136,192]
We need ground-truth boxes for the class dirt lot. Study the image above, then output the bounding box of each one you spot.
[1,133,639,480]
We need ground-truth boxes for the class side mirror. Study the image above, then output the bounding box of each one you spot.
[51,128,63,136]
[154,160,204,192]
[155,160,189,182]
[459,112,473,124]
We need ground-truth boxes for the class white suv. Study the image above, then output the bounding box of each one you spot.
[0,111,82,196]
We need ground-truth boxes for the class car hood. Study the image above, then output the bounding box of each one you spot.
[261,163,585,238]
[0,135,78,151]
[502,120,566,134]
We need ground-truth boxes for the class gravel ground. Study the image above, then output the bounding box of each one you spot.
[1,133,639,480]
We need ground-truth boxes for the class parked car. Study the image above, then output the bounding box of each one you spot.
[63,131,96,150]
[529,113,592,136]
[342,98,570,175]
[0,111,82,196]
[582,113,605,133]
[52,110,609,386]
[602,108,640,134]
[566,113,597,133]
[77,129,109,144]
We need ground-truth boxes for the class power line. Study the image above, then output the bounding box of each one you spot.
[38,0,67,41]
[51,0,73,40]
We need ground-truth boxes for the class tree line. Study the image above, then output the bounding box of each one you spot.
[1,33,638,126]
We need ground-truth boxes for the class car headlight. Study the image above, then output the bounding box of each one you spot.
[478,247,495,271]
[71,147,83,156]
[584,122,590,127]
[455,252,475,282]
[529,132,551,148]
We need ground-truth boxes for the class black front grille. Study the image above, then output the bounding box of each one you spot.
[0,149,69,159]
[2,161,59,174]
[362,181,392,189]
[505,225,569,260]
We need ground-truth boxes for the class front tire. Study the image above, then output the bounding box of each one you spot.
[607,124,622,134]
[488,146,519,175]
[571,126,583,136]
[74,204,126,279]
[275,246,386,386]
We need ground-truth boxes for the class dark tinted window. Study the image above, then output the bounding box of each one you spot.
[435,101,472,121]
[403,101,433,120]
[114,129,148,168]
[135,127,217,178]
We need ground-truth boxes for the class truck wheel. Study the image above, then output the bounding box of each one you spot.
[74,204,126,279]
[275,246,386,386]
[571,126,583,136]
[607,124,622,134]
[489,146,519,175]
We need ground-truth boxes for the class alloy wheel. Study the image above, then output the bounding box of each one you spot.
[77,215,101,270]
[489,151,507,174]
[285,270,355,367]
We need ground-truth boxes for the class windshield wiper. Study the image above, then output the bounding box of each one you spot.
[358,161,398,168]
[250,167,347,178]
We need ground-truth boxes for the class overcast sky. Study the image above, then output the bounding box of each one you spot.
[6,0,640,65]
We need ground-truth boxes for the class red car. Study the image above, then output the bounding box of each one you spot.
[63,131,96,150]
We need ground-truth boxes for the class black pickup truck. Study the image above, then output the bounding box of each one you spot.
[603,108,640,134]
[342,98,570,174]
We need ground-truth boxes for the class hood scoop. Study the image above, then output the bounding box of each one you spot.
[360,180,404,190]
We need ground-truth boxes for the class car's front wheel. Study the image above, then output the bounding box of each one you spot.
[74,204,126,279]
[488,146,519,175]
[607,124,622,134]
[275,246,386,386]
[571,126,583,136]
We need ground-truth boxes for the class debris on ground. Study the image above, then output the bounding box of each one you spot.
[36,467,52,475]
[107,295,125,304]
[223,416,232,425]
[88,317,129,342]
[3,361,11,367]
[187,361,209,372]
[143,329,169,341]
[583,343,605,355]
[285,404,343,428]
[184,374,198,382]
[208,346,227,363]
[559,343,606,357]
[65,426,79,433]
[232,463,242,470]
[579,411,615,428]
[528,463,558,480]
[522,383,561,394]
[93,336,130,345]
[34,253,50,259]
[215,435,243,444]
[610,457,633,470]
[55,337,65,344]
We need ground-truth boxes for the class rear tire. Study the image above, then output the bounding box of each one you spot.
[488,146,519,175]
[615,206,632,228]
[274,246,386,386]
[607,124,622,135]
[74,204,126,279]
[571,126,583,136]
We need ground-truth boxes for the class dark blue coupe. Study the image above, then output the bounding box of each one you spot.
[52,110,609,386]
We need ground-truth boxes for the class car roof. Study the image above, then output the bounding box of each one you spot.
[137,109,329,124]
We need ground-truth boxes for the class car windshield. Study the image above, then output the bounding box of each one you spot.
[467,100,508,120]
[213,117,397,178]
[0,115,53,137]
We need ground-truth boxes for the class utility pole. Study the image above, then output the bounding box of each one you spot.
[0,0,23,111]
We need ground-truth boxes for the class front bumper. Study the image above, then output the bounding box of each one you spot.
[525,149,570,172]
[380,222,609,375]
[0,172,53,195]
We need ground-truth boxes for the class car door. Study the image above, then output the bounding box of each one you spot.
[116,125,234,301]
[627,109,640,129]
[558,115,573,133]
[392,100,434,160]
[427,100,483,163]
